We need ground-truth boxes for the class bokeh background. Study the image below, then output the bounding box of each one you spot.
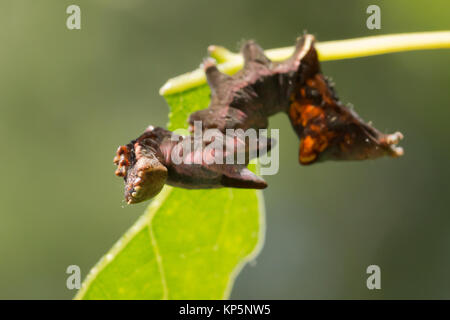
[0,0,449,299]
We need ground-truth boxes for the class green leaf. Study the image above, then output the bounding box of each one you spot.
[165,84,211,131]
[76,83,265,300]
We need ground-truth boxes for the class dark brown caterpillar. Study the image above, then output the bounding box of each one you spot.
[189,34,403,164]
[114,34,404,204]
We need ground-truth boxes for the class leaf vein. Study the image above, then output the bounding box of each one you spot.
[148,223,169,299]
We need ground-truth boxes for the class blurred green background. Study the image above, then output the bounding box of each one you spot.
[0,0,449,299]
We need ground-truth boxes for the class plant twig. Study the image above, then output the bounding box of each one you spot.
[160,31,450,96]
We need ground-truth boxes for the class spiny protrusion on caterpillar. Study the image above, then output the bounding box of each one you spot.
[189,34,404,165]
[114,126,271,204]
[113,146,131,177]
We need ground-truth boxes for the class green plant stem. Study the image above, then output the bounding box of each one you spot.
[159,31,450,96]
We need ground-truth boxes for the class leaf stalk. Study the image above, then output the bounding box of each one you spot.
[160,31,450,96]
